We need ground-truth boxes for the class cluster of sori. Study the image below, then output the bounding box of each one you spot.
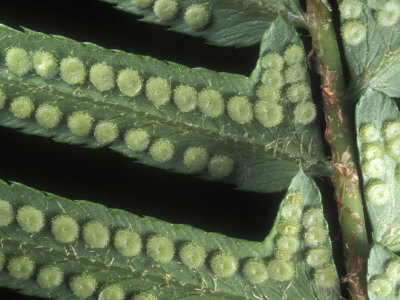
[257,44,316,127]
[275,191,336,288]
[341,0,400,46]
[4,45,302,132]
[359,121,400,206]
[369,258,400,297]
[131,0,211,31]
[0,191,335,299]
[0,198,157,300]
[0,82,235,178]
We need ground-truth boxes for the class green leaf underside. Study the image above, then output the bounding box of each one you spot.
[367,243,400,300]
[0,169,339,299]
[342,2,400,98]
[0,17,328,194]
[98,0,305,48]
[356,88,400,251]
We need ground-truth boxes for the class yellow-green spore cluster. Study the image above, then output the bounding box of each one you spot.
[94,121,119,144]
[51,214,79,244]
[8,256,35,279]
[210,251,238,277]
[5,47,31,76]
[146,234,175,263]
[242,258,268,284]
[184,4,211,30]
[302,206,337,288]
[37,265,64,289]
[89,62,115,92]
[132,0,155,8]
[226,96,253,124]
[117,68,142,97]
[342,20,367,46]
[272,191,302,269]
[254,100,283,128]
[70,273,97,298]
[375,0,400,27]
[125,128,150,152]
[358,121,400,206]
[133,292,158,300]
[32,51,58,78]
[16,205,45,233]
[173,85,197,112]
[179,242,206,269]
[60,57,86,85]
[153,0,179,21]
[114,229,142,257]
[198,89,225,118]
[10,96,35,119]
[339,0,362,20]
[149,138,175,163]
[98,284,125,300]
[82,220,110,249]
[145,77,172,106]
[257,43,315,127]
[207,154,234,178]
[368,258,400,298]
[67,111,94,136]
[183,146,209,172]
[35,104,62,129]
[0,198,14,226]
[0,89,6,110]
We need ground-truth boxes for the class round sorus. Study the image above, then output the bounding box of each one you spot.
[32,51,58,78]
[8,256,35,280]
[284,44,304,65]
[125,128,150,152]
[37,265,64,289]
[242,258,268,284]
[226,95,253,124]
[70,273,97,298]
[208,154,234,178]
[198,89,225,118]
[210,252,238,277]
[183,146,209,172]
[313,265,337,288]
[184,4,211,30]
[89,62,115,92]
[254,100,284,128]
[51,214,79,244]
[261,52,284,71]
[117,69,142,97]
[146,234,175,263]
[153,0,179,21]
[10,96,34,119]
[67,111,94,136]
[179,242,206,269]
[16,205,45,233]
[0,199,14,226]
[114,229,142,257]
[342,20,367,46]
[267,259,294,282]
[149,138,174,163]
[145,77,171,106]
[5,47,30,76]
[35,104,62,129]
[173,85,197,112]
[82,220,110,249]
[94,121,119,144]
[60,57,86,85]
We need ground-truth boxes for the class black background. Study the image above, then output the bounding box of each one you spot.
[0,0,342,299]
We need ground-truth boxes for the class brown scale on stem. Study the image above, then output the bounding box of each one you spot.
[306,1,368,299]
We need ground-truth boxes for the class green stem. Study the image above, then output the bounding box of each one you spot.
[306,1,369,299]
